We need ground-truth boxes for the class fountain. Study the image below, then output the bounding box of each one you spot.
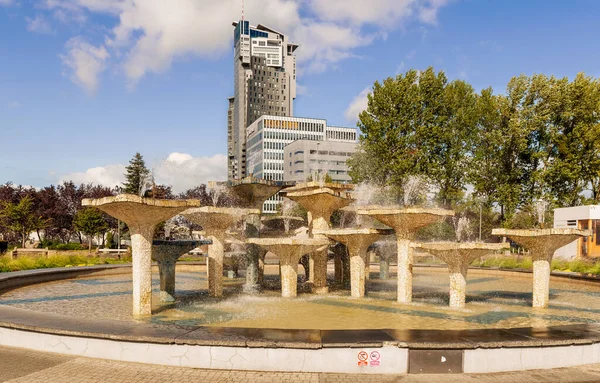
[373,240,396,279]
[281,186,355,293]
[81,194,200,316]
[357,207,454,303]
[246,237,329,297]
[228,177,288,293]
[315,228,393,297]
[181,206,260,297]
[492,228,591,308]
[152,240,209,302]
[412,242,509,308]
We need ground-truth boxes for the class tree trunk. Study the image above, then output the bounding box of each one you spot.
[21,232,26,248]
[88,236,92,255]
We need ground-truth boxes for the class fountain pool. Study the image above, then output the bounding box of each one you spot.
[3,265,600,331]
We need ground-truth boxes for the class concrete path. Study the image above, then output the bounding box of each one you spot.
[3,345,600,382]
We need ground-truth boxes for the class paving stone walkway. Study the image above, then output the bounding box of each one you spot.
[4,345,600,382]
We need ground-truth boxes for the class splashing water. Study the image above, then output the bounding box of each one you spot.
[354,183,378,206]
[246,150,261,178]
[453,216,472,242]
[138,170,153,198]
[280,198,298,234]
[209,183,230,207]
[535,199,549,228]
[403,175,428,207]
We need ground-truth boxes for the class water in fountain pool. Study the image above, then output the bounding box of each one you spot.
[3,266,600,330]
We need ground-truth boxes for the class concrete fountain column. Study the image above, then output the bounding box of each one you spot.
[152,240,207,302]
[412,242,509,308]
[316,229,393,298]
[375,241,396,280]
[229,178,284,293]
[492,228,590,308]
[357,207,454,304]
[243,213,261,293]
[183,207,260,298]
[82,195,200,316]
[247,238,330,297]
[282,188,354,294]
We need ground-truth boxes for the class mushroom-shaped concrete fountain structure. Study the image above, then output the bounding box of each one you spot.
[357,207,454,304]
[247,238,330,297]
[152,239,210,302]
[182,207,260,297]
[411,242,509,308]
[315,228,393,298]
[282,187,355,294]
[81,194,200,316]
[492,228,591,308]
[228,178,288,294]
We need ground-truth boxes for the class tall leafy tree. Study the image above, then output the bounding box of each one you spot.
[544,73,600,206]
[0,196,47,248]
[350,67,477,207]
[73,207,109,253]
[122,153,150,195]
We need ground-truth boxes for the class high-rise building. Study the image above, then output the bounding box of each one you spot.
[228,20,299,181]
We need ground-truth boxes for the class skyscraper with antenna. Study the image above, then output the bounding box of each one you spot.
[227,10,299,181]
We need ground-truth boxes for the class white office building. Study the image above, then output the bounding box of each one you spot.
[245,115,357,213]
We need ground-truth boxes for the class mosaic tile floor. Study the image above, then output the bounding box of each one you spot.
[2,266,600,330]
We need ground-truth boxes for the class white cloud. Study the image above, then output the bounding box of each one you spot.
[396,61,406,75]
[154,153,227,193]
[40,0,451,88]
[296,83,309,96]
[344,87,371,122]
[59,164,126,188]
[417,0,450,25]
[26,14,53,34]
[58,153,227,193]
[60,37,109,94]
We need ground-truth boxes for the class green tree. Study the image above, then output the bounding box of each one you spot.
[350,67,477,207]
[122,153,150,195]
[0,196,47,248]
[73,207,109,254]
[470,76,543,223]
[543,73,600,206]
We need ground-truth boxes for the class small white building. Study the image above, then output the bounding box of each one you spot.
[554,205,600,259]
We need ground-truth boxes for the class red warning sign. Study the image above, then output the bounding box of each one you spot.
[357,351,368,366]
[370,351,380,367]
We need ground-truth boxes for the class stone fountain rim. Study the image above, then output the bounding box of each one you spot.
[4,265,600,375]
[313,228,395,236]
[247,237,330,246]
[282,188,354,200]
[82,194,201,208]
[492,228,591,237]
[281,181,356,193]
[262,216,305,222]
[182,206,261,215]
[356,206,455,216]
[411,241,510,251]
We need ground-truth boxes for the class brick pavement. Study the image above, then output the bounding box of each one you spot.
[4,345,600,382]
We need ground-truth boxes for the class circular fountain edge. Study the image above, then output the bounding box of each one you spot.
[2,265,600,374]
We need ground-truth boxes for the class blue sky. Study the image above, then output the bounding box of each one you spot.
[1,0,599,192]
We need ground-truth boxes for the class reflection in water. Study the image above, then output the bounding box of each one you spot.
[2,267,600,330]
